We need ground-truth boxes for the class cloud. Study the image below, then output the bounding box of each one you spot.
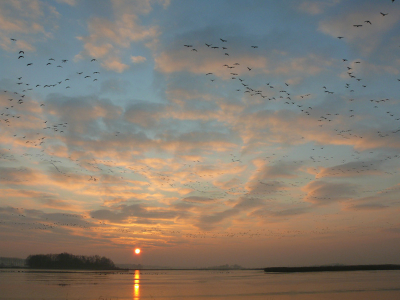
[153,21,338,84]
[318,5,400,55]
[155,49,268,79]
[8,189,74,209]
[316,160,383,178]
[0,167,41,184]
[45,93,123,131]
[383,226,400,234]
[181,196,216,204]
[101,56,129,73]
[298,0,341,15]
[246,180,286,197]
[124,101,166,128]
[90,203,185,223]
[213,178,243,191]
[131,55,147,63]
[229,100,400,153]
[7,90,238,163]
[343,183,400,211]
[302,180,357,205]
[76,0,169,72]
[100,78,129,95]
[339,60,399,80]
[0,206,94,232]
[250,206,311,220]
[194,194,271,230]
[160,131,238,154]
[196,208,238,230]
[250,161,303,180]
[55,0,77,6]
[0,1,59,52]
[111,0,170,16]
[346,203,388,211]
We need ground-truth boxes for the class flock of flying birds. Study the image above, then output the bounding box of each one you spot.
[1,1,400,241]
[183,8,400,142]
[1,42,99,146]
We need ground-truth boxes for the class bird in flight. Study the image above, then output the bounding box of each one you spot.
[220,38,227,42]
[381,12,388,16]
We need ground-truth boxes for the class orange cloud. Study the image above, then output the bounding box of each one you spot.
[76,0,168,72]
[302,180,357,205]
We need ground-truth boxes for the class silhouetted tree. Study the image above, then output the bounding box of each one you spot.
[26,253,117,270]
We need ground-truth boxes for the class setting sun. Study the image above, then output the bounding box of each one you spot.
[134,248,141,255]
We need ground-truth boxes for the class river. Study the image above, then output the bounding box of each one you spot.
[1,269,400,299]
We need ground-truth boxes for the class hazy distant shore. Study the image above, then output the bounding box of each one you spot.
[264,264,400,273]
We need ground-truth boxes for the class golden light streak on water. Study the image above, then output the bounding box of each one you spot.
[133,269,140,299]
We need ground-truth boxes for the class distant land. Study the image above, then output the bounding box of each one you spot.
[0,257,26,268]
[25,253,119,270]
[2,256,400,272]
[264,265,400,273]
[1,256,247,270]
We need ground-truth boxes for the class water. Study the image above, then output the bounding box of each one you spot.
[1,269,400,299]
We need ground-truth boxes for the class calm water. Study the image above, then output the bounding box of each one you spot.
[1,269,400,300]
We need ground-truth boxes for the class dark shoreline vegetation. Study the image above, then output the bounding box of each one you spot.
[25,253,119,270]
[3,255,400,272]
[264,264,400,273]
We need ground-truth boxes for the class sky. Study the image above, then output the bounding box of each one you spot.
[1,0,400,268]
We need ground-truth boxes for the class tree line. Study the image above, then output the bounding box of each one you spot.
[26,252,118,270]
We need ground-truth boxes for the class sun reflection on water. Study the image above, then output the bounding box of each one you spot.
[133,270,140,300]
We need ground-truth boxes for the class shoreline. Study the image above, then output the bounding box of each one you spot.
[263,264,400,273]
[0,268,261,272]
[2,265,400,273]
